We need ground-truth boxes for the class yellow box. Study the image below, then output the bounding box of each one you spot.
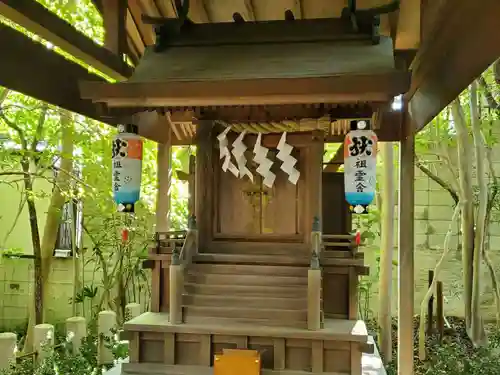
[214,350,261,375]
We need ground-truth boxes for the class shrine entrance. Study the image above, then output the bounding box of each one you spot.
[215,148,304,238]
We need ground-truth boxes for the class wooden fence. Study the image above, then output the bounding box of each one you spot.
[0,303,142,371]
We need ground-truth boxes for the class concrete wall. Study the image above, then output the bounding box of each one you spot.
[364,125,500,320]
[0,175,151,330]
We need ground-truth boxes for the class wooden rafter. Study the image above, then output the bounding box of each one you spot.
[0,0,132,80]
[408,0,500,130]
[251,0,302,20]
[128,0,155,46]
[126,8,146,54]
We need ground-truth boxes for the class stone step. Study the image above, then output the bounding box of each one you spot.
[202,246,300,255]
[183,305,307,322]
[183,294,307,310]
[193,253,309,266]
[184,283,307,298]
[185,273,307,287]
[188,263,309,277]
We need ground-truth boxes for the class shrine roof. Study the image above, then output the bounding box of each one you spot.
[79,35,409,110]
[128,37,396,83]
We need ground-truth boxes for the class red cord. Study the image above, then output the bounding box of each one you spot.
[355,231,361,246]
[121,228,129,243]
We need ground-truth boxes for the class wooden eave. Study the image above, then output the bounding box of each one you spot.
[408,0,500,130]
[80,71,409,108]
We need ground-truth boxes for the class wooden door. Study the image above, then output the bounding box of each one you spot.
[322,172,351,234]
[216,149,302,237]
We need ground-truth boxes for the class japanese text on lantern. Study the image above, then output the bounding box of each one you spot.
[343,129,377,211]
[348,135,373,193]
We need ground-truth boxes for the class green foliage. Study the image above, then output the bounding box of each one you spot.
[36,0,104,44]
[1,316,128,375]
[386,329,500,375]
[354,205,382,320]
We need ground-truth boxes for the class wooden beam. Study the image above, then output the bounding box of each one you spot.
[0,23,107,119]
[394,0,420,50]
[0,0,132,80]
[80,71,411,107]
[131,111,171,144]
[102,0,127,58]
[193,104,374,123]
[398,110,415,375]
[141,17,372,47]
[408,0,500,130]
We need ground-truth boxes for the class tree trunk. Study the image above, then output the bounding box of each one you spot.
[378,142,395,363]
[19,158,43,352]
[23,112,74,351]
[418,204,461,360]
[451,98,475,337]
[40,113,74,316]
[469,82,487,345]
[21,160,43,324]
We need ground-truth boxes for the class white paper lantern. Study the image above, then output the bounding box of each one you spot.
[344,126,377,214]
[112,124,143,213]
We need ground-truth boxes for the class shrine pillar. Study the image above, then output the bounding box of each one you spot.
[156,130,172,233]
[151,125,172,313]
[307,130,324,241]
[397,110,415,375]
[195,121,215,249]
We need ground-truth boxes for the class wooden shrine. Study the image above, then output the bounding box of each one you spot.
[0,0,498,374]
[79,12,408,375]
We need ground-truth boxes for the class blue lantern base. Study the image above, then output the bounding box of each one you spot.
[117,202,135,213]
[349,204,369,215]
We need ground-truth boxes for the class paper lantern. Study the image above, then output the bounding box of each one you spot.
[344,121,377,214]
[112,124,143,213]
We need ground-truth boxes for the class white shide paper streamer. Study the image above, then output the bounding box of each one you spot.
[277,132,300,185]
[231,130,254,182]
[217,127,238,177]
[253,133,276,188]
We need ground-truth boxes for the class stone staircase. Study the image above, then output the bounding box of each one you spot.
[182,256,311,328]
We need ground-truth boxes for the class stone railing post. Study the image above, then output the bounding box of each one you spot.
[66,316,87,353]
[308,217,322,330]
[0,332,17,371]
[98,310,117,365]
[125,303,142,321]
[34,324,54,362]
[170,250,183,324]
